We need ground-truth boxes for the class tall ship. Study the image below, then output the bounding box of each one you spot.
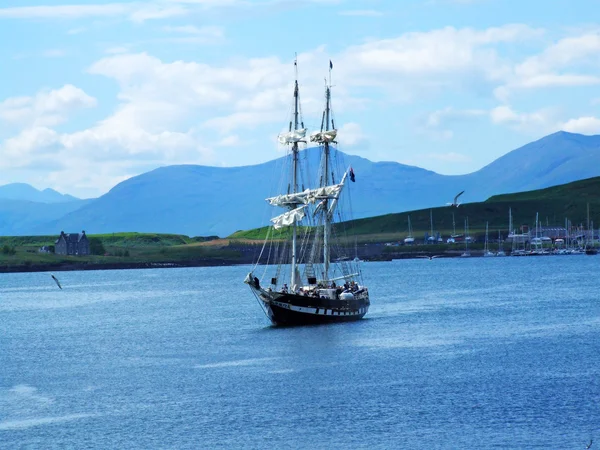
[244,60,370,326]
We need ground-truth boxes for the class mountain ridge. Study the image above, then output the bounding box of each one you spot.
[3,131,600,237]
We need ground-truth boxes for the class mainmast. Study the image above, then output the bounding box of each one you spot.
[290,57,302,290]
[322,61,335,281]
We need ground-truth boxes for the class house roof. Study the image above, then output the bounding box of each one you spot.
[55,232,88,244]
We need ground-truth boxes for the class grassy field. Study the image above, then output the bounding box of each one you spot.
[0,232,234,270]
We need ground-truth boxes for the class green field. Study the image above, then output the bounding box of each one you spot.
[0,232,232,270]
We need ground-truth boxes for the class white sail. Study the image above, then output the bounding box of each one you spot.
[278,128,307,145]
[270,205,307,229]
[266,183,343,207]
[266,190,313,207]
[309,129,337,143]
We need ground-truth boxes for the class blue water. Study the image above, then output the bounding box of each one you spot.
[1,256,599,448]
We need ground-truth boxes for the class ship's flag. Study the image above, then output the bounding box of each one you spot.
[329,60,333,70]
[349,167,355,182]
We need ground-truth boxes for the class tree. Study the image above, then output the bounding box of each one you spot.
[89,238,106,255]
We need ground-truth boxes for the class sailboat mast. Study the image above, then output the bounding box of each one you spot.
[323,73,332,281]
[291,59,300,289]
[430,210,433,240]
[452,212,456,235]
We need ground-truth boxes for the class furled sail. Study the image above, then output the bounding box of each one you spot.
[309,129,337,143]
[270,205,307,229]
[267,190,313,207]
[278,128,307,145]
[266,184,343,207]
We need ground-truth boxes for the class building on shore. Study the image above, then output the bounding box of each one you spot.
[55,231,90,256]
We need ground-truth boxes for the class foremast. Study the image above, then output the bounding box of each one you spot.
[275,57,306,291]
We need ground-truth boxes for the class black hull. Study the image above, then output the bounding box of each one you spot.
[269,303,366,326]
[254,290,369,326]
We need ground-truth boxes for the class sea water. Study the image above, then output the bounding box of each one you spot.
[1,256,599,448]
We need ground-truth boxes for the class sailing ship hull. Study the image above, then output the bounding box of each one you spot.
[254,289,369,326]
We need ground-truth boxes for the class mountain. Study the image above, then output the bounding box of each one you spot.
[19,131,600,237]
[0,198,93,236]
[0,183,80,203]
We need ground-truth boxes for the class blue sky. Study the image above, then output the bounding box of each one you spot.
[1,0,599,198]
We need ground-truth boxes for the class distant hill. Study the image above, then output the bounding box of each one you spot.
[338,176,600,241]
[11,130,600,237]
[0,183,80,203]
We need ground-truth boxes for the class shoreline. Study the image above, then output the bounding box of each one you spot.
[0,259,244,274]
[0,251,482,274]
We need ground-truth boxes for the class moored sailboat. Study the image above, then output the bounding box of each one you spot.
[244,60,370,326]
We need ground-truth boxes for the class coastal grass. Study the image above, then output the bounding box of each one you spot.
[0,232,232,270]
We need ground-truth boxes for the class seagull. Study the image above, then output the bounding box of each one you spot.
[447,190,465,207]
[417,255,443,260]
[50,274,62,289]
[586,439,593,449]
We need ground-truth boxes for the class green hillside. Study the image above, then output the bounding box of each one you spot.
[343,176,600,240]
[230,176,600,242]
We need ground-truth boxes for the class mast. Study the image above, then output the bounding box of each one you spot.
[322,61,334,281]
[452,212,456,236]
[290,57,301,289]
[430,210,433,242]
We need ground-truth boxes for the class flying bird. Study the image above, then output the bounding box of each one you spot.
[50,274,62,289]
[447,190,465,207]
[417,255,442,260]
[586,439,593,449]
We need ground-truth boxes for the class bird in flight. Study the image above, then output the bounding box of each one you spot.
[417,255,442,260]
[447,190,465,207]
[586,439,593,449]
[50,274,62,289]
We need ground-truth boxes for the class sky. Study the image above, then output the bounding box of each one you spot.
[1,0,600,198]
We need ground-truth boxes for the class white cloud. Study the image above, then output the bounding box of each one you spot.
[562,116,600,135]
[0,0,240,22]
[490,105,558,134]
[160,25,225,43]
[337,122,368,148]
[496,31,600,100]
[0,85,97,128]
[130,4,186,22]
[2,127,60,160]
[424,107,486,128]
[418,107,486,140]
[4,23,600,196]
[339,24,542,78]
[0,3,131,19]
[216,135,242,147]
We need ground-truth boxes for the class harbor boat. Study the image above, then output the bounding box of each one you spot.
[461,218,471,257]
[585,205,597,255]
[483,221,495,257]
[244,60,370,326]
[404,215,415,245]
[496,230,506,256]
